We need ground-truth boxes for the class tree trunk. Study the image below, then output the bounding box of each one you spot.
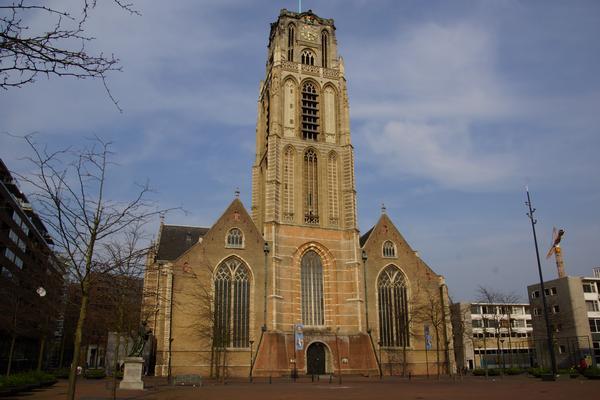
[37,335,47,371]
[6,333,17,376]
[112,334,121,400]
[67,277,91,400]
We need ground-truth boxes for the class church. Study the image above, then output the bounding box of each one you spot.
[142,9,454,378]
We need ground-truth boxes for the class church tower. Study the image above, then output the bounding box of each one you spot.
[251,9,376,375]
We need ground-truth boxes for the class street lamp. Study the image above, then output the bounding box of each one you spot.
[377,341,383,380]
[249,340,254,383]
[525,188,558,378]
[263,242,270,331]
[500,339,506,371]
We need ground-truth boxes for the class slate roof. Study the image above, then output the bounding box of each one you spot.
[359,226,374,247]
[155,225,209,261]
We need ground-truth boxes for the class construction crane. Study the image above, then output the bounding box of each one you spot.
[546,227,566,278]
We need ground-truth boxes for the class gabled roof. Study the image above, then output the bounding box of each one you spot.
[359,227,374,247]
[156,225,209,261]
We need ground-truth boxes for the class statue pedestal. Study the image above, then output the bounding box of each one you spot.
[119,357,144,390]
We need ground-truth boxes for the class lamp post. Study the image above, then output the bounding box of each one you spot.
[500,339,506,372]
[525,188,557,378]
[249,340,254,382]
[377,341,383,379]
[263,242,270,331]
[362,250,370,333]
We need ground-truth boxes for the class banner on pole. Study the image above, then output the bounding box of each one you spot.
[424,325,432,350]
[295,323,304,351]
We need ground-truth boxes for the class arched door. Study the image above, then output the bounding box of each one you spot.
[306,342,326,375]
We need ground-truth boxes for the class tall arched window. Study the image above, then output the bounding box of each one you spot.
[301,50,315,66]
[226,228,243,248]
[214,257,250,348]
[301,250,324,326]
[282,146,295,222]
[304,149,319,224]
[327,152,339,225]
[378,265,409,347]
[382,240,396,257]
[288,24,295,61]
[301,82,319,140]
[321,31,328,68]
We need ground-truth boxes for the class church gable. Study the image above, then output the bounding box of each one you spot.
[173,198,265,275]
[361,212,440,283]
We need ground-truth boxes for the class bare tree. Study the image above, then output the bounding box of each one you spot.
[415,285,447,379]
[1,1,139,110]
[477,286,520,371]
[16,135,168,400]
[102,222,149,399]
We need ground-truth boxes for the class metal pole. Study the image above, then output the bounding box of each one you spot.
[425,346,429,378]
[362,250,370,332]
[249,340,254,382]
[526,188,557,377]
[263,242,270,331]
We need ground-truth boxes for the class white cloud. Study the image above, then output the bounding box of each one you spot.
[364,120,517,189]
[347,22,519,189]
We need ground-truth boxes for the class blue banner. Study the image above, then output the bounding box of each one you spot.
[424,325,432,350]
[295,323,304,351]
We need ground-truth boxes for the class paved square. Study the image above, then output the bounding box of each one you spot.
[10,375,600,400]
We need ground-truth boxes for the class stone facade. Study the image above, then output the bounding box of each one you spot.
[142,9,454,378]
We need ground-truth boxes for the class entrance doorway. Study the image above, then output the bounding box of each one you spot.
[307,342,326,375]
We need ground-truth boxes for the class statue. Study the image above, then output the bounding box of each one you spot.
[128,321,152,357]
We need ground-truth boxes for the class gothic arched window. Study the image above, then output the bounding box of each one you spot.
[301,50,315,66]
[301,250,324,326]
[226,228,243,248]
[301,82,319,140]
[327,152,339,225]
[378,265,409,347]
[321,31,328,68]
[282,146,295,222]
[382,240,396,258]
[304,149,319,224]
[288,24,295,61]
[214,257,250,348]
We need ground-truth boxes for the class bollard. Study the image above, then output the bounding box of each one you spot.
[409,372,412,381]
[269,375,272,384]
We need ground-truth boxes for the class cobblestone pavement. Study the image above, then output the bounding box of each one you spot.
[5,375,600,400]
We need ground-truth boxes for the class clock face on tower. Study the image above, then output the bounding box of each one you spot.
[300,25,318,41]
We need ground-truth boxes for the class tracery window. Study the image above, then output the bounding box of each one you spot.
[382,240,396,258]
[214,257,250,348]
[301,250,324,326]
[288,25,295,61]
[282,147,295,222]
[301,82,319,140]
[327,152,339,225]
[378,265,409,347]
[226,228,243,248]
[301,49,315,66]
[321,31,328,68]
[304,149,319,224]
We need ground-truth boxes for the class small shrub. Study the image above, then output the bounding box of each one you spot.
[505,367,524,375]
[528,367,550,378]
[583,367,600,379]
[51,368,70,379]
[487,368,500,376]
[84,369,106,379]
[0,371,56,389]
[472,368,486,376]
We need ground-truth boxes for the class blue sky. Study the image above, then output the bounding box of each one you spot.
[2,0,600,301]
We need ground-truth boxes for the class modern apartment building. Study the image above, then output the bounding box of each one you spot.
[527,268,600,368]
[0,159,64,372]
[452,302,534,370]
